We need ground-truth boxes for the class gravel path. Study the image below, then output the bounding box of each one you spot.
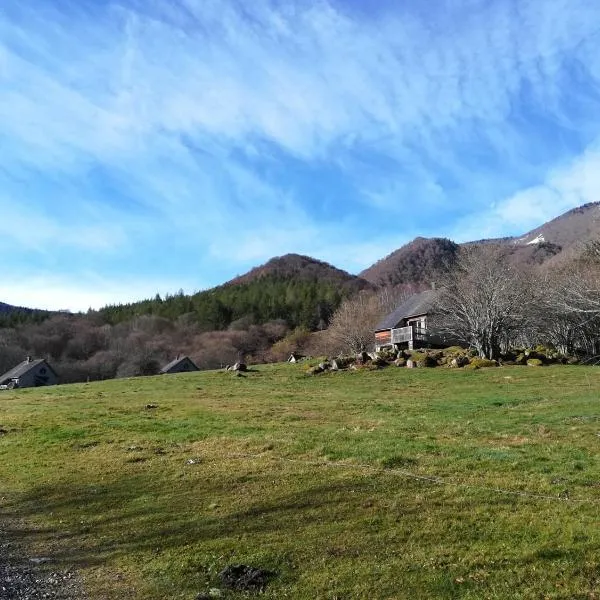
[0,520,87,600]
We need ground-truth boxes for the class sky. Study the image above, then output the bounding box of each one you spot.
[1,0,600,311]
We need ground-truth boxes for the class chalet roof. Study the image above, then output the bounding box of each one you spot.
[160,355,198,374]
[0,358,55,384]
[375,289,438,331]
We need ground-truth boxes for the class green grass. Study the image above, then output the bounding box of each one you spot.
[1,364,599,599]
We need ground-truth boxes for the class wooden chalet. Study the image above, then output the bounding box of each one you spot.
[375,290,445,351]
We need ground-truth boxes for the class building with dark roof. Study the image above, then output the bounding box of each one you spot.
[375,290,443,351]
[160,355,199,375]
[0,357,59,389]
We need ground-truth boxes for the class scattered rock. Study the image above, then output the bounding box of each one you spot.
[219,564,276,592]
[450,356,469,368]
[196,588,223,599]
[145,404,159,409]
[465,357,498,369]
[318,362,331,371]
[186,458,201,465]
[527,358,544,367]
[357,351,370,364]
[29,557,52,565]
[306,366,324,376]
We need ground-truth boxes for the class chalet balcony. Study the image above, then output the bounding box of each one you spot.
[391,325,429,345]
[375,325,446,349]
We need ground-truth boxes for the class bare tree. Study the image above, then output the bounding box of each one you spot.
[433,246,539,359]
[540,248,600,355]
[326,288,410,355]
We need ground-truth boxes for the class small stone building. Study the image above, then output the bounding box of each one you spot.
[160,355,199,375]
[0,357,59,389]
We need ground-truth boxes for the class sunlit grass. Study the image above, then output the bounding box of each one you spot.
[0,364,599,598]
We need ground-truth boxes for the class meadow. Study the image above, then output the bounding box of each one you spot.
[0,363,599,599]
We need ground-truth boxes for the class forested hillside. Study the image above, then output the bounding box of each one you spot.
[0,255,371,383]
[98,254,371,331]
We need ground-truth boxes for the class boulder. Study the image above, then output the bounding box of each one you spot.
[527,358,543,367]
[450,356,469,368]
[307,366,324,376]
[318,362,331,371]
[406,359,416,369]
[232,362,247,372]
[465,357,498,369]
[330,359,340,371]
[394,357,406,367]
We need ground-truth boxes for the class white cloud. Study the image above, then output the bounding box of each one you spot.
[452,143,600,241]
[1,0,600,291]
[0,273,201,313]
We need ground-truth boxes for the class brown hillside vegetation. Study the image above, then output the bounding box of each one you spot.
[359,237,459,287]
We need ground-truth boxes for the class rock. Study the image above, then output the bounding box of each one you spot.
[450,356,469,368]
[196,589,223,599]
[318,362,331,371]
[219,565,276,592]
[357,351,370,364]
[394,358,406,367]
[225,365,231,371]
[145,404,159,409]
[406,359,416,369]
[465,357,498,369]
[330,359,340,371]
[368,352,378,361]
[307,366,324,376]
[232,362,247,372]
[527,358,544,367]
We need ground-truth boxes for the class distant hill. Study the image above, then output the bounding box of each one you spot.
[99,254,372,331]
[359,238,460,287]
[360,203,600,287]
[227,253,372,290]
[0,302,19,314]
[0,302,50,327]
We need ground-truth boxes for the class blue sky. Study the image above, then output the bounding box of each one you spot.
[1,0,600,311]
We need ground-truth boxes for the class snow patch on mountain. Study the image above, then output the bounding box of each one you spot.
[527,234,546,245]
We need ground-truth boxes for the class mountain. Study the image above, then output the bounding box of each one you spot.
[359,238,460,287]
[361,203,600,287]
[99,254,372,331]
[0,302,20,314]
[507,202,600,250]
[0,302,51,327]
[227,253,372,291]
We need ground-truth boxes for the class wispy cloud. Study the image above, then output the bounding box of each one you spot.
[1,0,600,309]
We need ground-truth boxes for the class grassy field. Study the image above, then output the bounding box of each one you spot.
[0,363,599,599]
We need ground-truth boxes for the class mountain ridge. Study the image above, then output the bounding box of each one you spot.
[4,202,600,315]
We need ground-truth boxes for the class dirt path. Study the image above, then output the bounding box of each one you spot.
[0,518,87,600]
